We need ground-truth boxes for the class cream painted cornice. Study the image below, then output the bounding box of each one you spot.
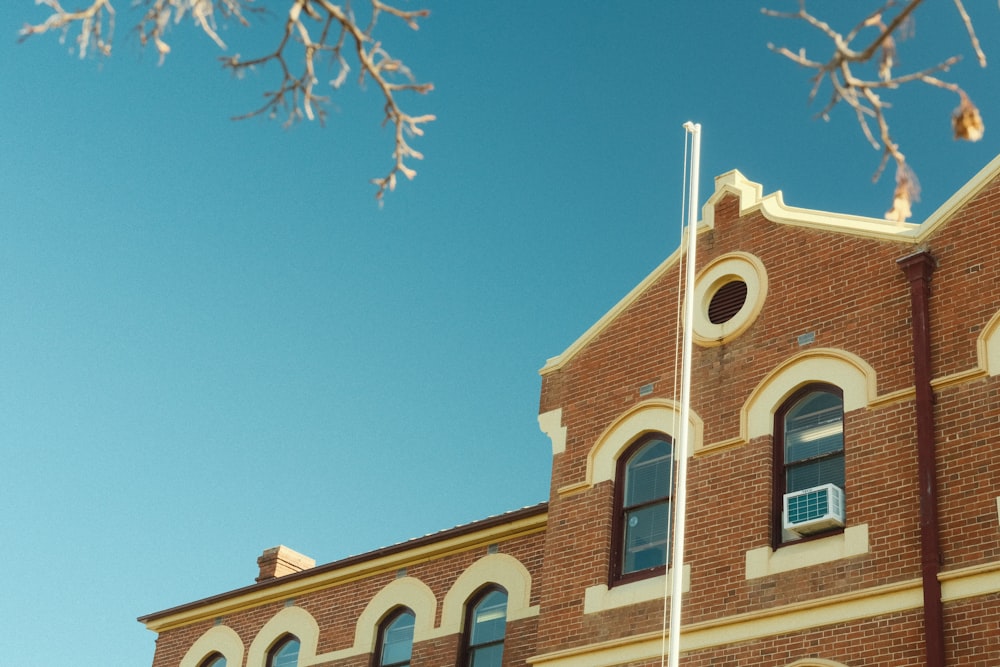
[939,559,1000,601]
[528,577,922,667]
[539,158,1000,376]
[140,509,546,633]
[703,170,922,243]
[528,559,1000,667]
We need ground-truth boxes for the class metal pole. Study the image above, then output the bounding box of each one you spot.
[667,121,700,667]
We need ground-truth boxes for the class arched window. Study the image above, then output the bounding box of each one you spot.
[374,608,415,667]
[267,635,300,667]
[462,586,508,667]
[774,384,846,545]
[199,654,226,667]
[612,433,673,583]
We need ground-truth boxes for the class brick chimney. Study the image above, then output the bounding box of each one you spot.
[256,545,315,583]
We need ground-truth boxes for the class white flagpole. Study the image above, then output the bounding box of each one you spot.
[667,121,701,667]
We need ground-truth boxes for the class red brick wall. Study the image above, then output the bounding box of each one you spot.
[149,170,1000,667]
[535,172,1000,660]
[944,592,1000,665]
[149,529,544,667]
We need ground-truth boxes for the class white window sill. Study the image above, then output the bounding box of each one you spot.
[745,524,869,580]
[583,565,690,614]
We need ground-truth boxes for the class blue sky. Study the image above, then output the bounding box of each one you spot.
[3,2,1000,665]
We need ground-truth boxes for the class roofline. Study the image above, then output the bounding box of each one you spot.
[138,502,547,631]
[917,151,1000,240]
[540,158,1000,376]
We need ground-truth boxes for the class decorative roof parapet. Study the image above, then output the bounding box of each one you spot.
[704,169,921,242]
[541,156,1000,375]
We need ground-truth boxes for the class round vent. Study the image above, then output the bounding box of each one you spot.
[693,253,767,347]
[707,280,748,324]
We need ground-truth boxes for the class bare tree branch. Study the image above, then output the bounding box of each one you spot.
[135,0,257,62]
[954,0,987,67]
[763,0,988,222]
[21,0,433,202]
[20,0,115,58]
[21,2,994,211]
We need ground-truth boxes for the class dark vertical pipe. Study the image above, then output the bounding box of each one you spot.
[897,250,945,667]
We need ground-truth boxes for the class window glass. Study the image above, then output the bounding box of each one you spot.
[200,655,226,667]
[268,636,299,667]
[619,436,673,577]
[623,501,671,574]
[466,588,507,667]
[786,456,845,493]
[470,644,504,667]
[784,390,844,493]
[624,439,672,506]
[776,385,846,544]
[378,609,415,667]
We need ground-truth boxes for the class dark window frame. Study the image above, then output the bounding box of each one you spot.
[772,382,845,549]
[459,585,508,667]
[198,653,226,667]
[610,432,674,586]
[266,634,300,667]
[373,607,415,667]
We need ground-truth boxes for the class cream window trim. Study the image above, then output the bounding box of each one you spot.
[439,553,538,635]
[312,577,438,667]
[180,625,245,667]
[565,399,701,497]
[699,348,876,455]
[245,606,319,667]
[745,524,869,579]
[744,348,876,441]
[583,564,690,614]
[352,576,439,651]
[692,252,767,347]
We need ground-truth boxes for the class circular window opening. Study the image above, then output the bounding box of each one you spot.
[693,253,766,346]
[707,280,748,324]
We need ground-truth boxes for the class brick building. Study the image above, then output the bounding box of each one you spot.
[139,157,1000,667]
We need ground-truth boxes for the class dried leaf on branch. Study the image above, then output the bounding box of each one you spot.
[953,93,985,141]
[763,0,988,222]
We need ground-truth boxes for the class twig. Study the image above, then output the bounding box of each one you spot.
[20,0,434,201]
[763,0,987,221]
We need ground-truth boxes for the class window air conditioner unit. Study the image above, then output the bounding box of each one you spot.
[782,483,845,536]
